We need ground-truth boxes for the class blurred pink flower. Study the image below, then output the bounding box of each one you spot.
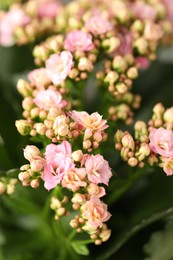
[117,30,132,55]
[81,196,111,228]
[28,68,51,88]
[163,0,173,23]
[0,8,30,46]
[135,57,150,69]
[70,111,108,131]
[85,15,113,35]
[37,0,62,19]
[42,141,75,190]
[85,154,112,185]
[131,2,157,21]
[149,127,173,157]
[33,89,67,110]
[64,30,94,52]
[62,168,87,191]
[45,51,73,85]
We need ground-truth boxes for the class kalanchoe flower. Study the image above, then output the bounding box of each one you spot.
[37,0,62,19]
[64,30,94,52]
[33,89,67,110]
[85,15,113,35]
[149,127,173,157]
[81,196,111,228]
[28,68,51,88]
[62,168,87,191]
[45,51,73,85]
[42,140,75,190]
[131,2,157,21]
[70,111,108,131]
[85,154,112,185]
[0,8,30,46]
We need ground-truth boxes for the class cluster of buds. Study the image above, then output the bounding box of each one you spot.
[0,0,63,46]
[50,196,68,220]
[70,194,111,245]
[19,140,112,242]
[18,145,45,188]
[115,103,173,175]
[0,177,18,195]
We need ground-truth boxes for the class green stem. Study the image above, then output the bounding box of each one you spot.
[97,207,173,260]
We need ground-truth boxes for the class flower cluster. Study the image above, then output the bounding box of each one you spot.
[19,140,112,244]
[115,103,173,175]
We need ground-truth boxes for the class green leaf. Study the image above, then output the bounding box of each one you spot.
[71,241,90,256]
[144,219,173,260]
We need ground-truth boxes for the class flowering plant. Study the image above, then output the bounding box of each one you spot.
[0,0,173,259]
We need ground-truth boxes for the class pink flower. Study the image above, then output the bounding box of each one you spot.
[117,30,133,56]
[163,157,173,175]
[33,89,67,110]
[64,30,94,52]
[0,8,30,46]
[85,154,112,185]
[87,183,106,198]
[85,15,113,35]
[163,0,173,23]
[37,0,62,19]
[42,140,75,190]
[81,197,111,228]
[131,2,157,21]
[62,168,87,191]
[45,51,73,85]
[135,57,150,69]
[149,127,173,157]
[70,111,108,131]
[28,68,51,88]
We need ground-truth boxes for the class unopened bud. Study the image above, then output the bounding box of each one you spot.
[72,150,83,162]
[104,71,119,84]
[30,179,40,188]
[127,67,138,79]
[128,157,138,167]
[122,133,135,151]
[113,56,127,73]
[15,120,32,135]
[163,108,173,123]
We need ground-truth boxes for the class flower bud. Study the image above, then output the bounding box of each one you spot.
[163,108,173,123]
[99,229,111,242]
[0,182,6,194]
[24,145,41,162]
[104,71,119,84]
[128,157,138,167]
[17,79,31,97]
[72,150,83,162]
[113,56,127,73]
[127,67,138,79]
[30,179,40,188]
[15,120,32,135]
[122,133,135,151]
[78,57,93,72]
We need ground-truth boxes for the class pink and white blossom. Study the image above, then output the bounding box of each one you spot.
[33,89,67,110]
[64,30,94,52]
[45,51,73,85]
[131,2,157,21]
[85,15,113,35]
[117,31,133,56]
[135,57,150,69]
[37,0,62,19]
[42,140,75,190]
[85,154,112,185]
[70,111,108,131]
[0,8,30,46]
[62,168,87,191]
[149,127,173,157]
[28,68,51,89]
[81,197,111,228]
